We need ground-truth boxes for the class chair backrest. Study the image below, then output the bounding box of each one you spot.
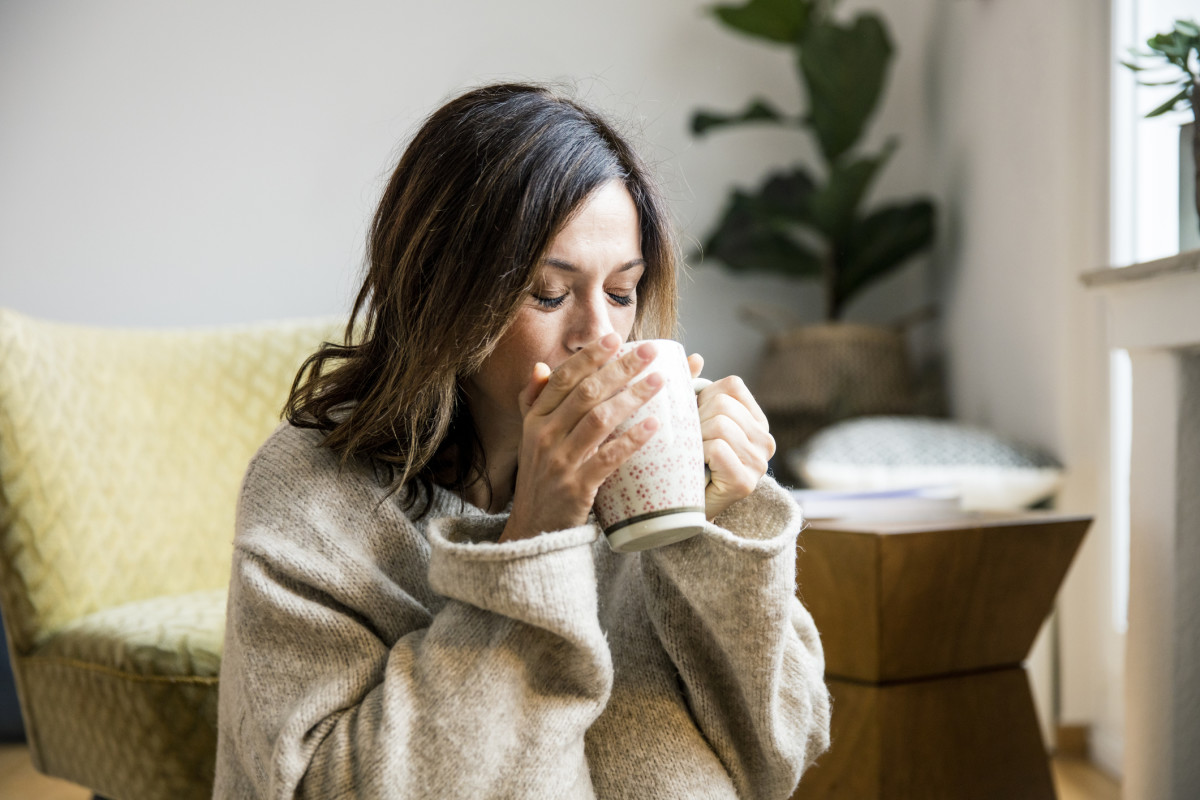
[0,310,343,653]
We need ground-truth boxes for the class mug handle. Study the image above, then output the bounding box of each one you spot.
[692,378,713,484]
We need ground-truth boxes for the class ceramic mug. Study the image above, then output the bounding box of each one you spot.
[593,339,711,552]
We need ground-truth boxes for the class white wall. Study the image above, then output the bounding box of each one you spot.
[0,0,938,385]
[930,0,1119,774]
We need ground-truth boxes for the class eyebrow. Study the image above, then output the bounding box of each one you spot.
[541,257,646,273]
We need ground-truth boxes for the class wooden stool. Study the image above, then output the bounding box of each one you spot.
[792,513,1091,799]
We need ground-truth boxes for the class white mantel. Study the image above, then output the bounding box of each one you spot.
[1083,249,1200,800]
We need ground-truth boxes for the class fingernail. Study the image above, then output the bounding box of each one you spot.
[636,342,656,360]
[601,333,619,349]
[644,372,664,388]
[642,417,659,432]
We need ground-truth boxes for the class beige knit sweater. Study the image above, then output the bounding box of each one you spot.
[213,423,830,799]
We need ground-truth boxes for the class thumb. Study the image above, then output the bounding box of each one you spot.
[687,353,704,380]
[519,362,552,416]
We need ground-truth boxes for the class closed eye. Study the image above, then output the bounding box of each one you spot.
[533,293,567,309]
[532,292,634,309]
[608,292,635,307]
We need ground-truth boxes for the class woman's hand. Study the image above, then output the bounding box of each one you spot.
[500,334,664,542]
[687,354,776,520]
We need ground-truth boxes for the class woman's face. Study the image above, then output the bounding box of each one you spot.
[467,179,645,434]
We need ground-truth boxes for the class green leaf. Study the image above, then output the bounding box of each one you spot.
[1146,86,1191,117]
[1175,19,1200,39]
[1137,78,1189,87]
[834,200,935,313]
[1148,32,1185,57]
[799,12,893,161]
[759,167,819,218]
[700,168,824,277]
[710,0,813,45]
[807,139,896,241]
[691,98,790,136]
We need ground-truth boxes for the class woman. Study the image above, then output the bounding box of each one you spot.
[214,83,830,799]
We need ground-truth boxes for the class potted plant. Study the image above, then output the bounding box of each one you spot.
[1122,18,1200,250]
[690,0,938,460]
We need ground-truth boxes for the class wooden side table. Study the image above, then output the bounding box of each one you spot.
[791,512,1091,799]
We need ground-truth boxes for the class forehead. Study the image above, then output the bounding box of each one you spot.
[546,182,641,252]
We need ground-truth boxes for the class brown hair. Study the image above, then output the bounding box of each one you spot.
[285,83,679,514]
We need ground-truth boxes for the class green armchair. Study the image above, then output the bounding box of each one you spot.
[0,310,341,799]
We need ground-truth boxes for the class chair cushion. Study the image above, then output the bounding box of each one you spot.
[789,416,1063,511]
[34,589,225,678]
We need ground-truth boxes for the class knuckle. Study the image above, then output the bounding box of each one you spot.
[599,443,625,467]
[621,350,645,375]
[587,404,614,430]
[576,377,603,403]
[547,369,573,391]
[534,427,558,450]
[711,415,739,440]
[636,376,660,397]
[711,394,738,417]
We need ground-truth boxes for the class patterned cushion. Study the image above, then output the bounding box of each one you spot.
[36,589,226,678]
[790,416,1064,511]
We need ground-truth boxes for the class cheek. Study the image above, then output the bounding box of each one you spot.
[611,303,638,342]
[617,306,638,337]
[494,311,558,373]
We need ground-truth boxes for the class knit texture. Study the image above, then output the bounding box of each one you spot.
[214,423,830,799]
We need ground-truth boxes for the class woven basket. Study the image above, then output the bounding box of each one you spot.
[751,323,915,475]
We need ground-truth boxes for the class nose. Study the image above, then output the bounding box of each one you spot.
[565,293,617,353]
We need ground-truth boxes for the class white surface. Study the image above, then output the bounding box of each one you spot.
[796,462,1062,512]
[790,485,963,522]
[1125,351,1181,800]
[929,0,1116,767]
[0,0,939,384]
[1089,262,1200,799]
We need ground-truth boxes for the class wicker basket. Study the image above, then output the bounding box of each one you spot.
[751,323,915,476]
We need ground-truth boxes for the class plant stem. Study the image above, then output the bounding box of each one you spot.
[1193,82,1200,236]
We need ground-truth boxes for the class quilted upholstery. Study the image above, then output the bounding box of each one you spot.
[0,309,343,799]
[37,589,226,679]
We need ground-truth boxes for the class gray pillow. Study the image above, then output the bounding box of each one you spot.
[790,416,1063,511]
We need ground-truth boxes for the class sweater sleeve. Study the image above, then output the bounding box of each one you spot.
[638,476,832,799]
[214,444,612,799]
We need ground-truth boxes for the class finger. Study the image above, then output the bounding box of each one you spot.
[700,414,769,476]
[697,375,769,429]
[555,340,659,432]
[519,362,553,416]
[582,416,659,485]
[698,393,775,456]
[687,353,704,380]
[528,333,621,417]
[566,369,664,456]
[703,438,759,508]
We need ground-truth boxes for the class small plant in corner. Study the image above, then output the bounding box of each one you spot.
[1122,18,1200,232]
[691,0,937,322]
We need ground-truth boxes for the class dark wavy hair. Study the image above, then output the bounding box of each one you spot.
[285,82,680,515]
